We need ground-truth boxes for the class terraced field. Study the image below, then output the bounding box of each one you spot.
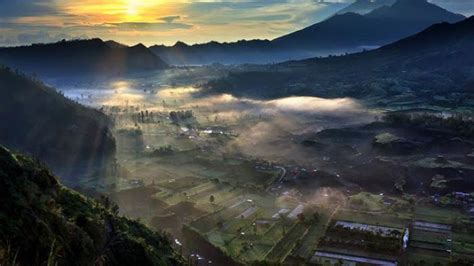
[291,223,327,259]
[265,223,308,262]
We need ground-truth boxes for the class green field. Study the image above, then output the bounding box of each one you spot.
[335,209,408,229]
[406,250,451,265]
[414,205,465,224]
[265,223,308,263]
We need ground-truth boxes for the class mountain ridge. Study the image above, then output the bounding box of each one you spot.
[205,16,474,99]
[149,0,465,65]
[273,0,465,50]
[0,38,168,77]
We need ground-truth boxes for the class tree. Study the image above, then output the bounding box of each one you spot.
[209,195,215,204]
[312,212,320,223]
[99,196,119,215]
[297,213,306,223]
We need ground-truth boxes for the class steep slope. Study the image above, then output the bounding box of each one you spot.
[273,0,465,50]
[337,0,395,15]
[273,12,385,49]
[0,67,116,181]
[0,38,168,77]
[0,146,182,265]
[205,16,474,99]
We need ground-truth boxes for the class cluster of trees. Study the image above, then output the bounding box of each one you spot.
[150,145,174,156]
[320,224,402,255]
[169,110,195,124]
[383,113,474,138]
[133,110,157,124]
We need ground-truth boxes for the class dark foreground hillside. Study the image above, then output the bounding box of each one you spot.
[0,67,116,181]
[0,146,182,265]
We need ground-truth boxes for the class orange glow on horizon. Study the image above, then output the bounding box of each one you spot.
[62,0,173,23]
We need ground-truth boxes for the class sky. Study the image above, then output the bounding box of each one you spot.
[0,0,473,47]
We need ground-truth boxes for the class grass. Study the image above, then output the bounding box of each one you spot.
[411,158,474,170]
[315,246,399,262]
[240,243,274,262]
[453,241,474,255]
[414,205,465,224]
[348,192,384,212]
[407,250,451,265]
[335,209,407,229]
[157,176,206,190]
[411,230,450,245]
[292,223,327,259]
[262,222,286,242]
[374,133,401,144]
[453,233,474,245]
[156,182,217,205]
[195,190,239,211]
[206,231,235,250]
[410,241,447,252]
[265,223,308,262]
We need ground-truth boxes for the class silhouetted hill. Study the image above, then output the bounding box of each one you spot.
[337,0,395,15]
[0,67,116,181]
[205,16,474,99]
[0,38,168,77]
[150,39,302,65]
[151,0,464,66]
[0,146,182,265]
[273,12,384,49]
[273,0,465,50]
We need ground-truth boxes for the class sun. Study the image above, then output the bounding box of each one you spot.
[126,0,139,17]
[124,0,162,20]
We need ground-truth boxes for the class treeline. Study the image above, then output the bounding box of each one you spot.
[169,110,195,124]
[320,223,402,256]
[383,113,474,138]
[4,38,91,49]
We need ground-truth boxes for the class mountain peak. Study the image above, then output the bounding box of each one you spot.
[131,43,147,49]
[367,0,465,22]
[105,40,126,48]
[338,0,395,15]
[396,0,427,4]
[173,41,189,48]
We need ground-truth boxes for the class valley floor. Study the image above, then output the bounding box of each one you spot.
[56,73,474,265]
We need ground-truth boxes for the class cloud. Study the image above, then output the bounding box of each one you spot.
[107,22,193,31]
[159,16,182,23]
[0,0,58,17]
[1,0,471,47]
[430,0,474,16]
[0,0,352,46]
